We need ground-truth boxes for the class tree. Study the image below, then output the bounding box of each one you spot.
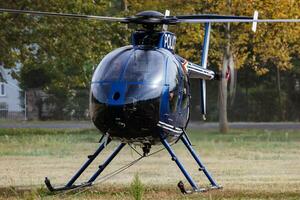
[0,0,129,119]
[199,0,300,131]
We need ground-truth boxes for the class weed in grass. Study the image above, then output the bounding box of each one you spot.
[130,174,144,200]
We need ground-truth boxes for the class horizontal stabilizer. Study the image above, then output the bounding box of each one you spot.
[186,62,215,80]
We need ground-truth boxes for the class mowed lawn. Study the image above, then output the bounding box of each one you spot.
[0,127,299,199]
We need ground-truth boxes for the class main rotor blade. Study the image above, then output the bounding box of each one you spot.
[2,8,299,25]
[0,8,129,22]
[176,14,252,20]
[174,14,300,23]
[177,19,300,23]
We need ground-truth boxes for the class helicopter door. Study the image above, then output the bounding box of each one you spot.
[163,57,189,128]
[177,65,190,127]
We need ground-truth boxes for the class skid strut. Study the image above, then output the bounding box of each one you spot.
[160,131,221,194]
[181,132,219,188]
[45,137,126,192]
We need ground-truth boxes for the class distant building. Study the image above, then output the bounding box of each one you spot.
[0,65,24,119]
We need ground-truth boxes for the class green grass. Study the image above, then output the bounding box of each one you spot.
[0,185,299,200]
[0,128,298,157]
[0,129,98,156]
[0,128,300,199]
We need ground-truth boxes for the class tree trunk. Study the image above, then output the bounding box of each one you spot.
[276,66,283,120]
[219,48,230,133]
[122,0,128,11]
[219,0,232,133]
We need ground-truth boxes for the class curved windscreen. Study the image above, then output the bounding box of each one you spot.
[92,46,133,82]
[91,48,166,105]
[123,50,164,84]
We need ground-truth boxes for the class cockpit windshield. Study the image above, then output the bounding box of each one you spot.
[92,46,132,82]
[92,47,165,85]
[123,50,164,84]
[91,47,167,105]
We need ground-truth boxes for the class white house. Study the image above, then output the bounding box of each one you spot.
[0,65,24,119]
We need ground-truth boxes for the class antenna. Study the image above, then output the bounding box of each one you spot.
[162,10,170,31]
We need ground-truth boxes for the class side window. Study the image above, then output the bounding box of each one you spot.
[167,60,179,91]
[0,83,5,96]
[167,60,180,113]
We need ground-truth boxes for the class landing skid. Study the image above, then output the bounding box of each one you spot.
[44,136,126,192]
[45,131,221,194]
[160,131,222,193]
[177,181,222,194]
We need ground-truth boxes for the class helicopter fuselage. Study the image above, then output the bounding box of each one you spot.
[90,30,190,145]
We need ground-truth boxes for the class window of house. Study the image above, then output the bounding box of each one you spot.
[0,83,5,96]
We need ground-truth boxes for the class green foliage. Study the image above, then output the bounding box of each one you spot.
[0,0,130,118]
[0,4,126,77]
[130,173,144,200]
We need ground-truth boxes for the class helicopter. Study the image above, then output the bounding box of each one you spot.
[1,8,300,194]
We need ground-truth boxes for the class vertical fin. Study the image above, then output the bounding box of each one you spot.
[200,23,211,120]
[252,10,259,32]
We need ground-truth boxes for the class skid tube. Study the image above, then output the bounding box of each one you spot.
[45,137,126,192]
[160,131,222,194]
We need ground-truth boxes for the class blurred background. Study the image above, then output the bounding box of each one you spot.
[0,0,299,124]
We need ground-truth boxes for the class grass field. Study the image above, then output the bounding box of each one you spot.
[0,127,299,199]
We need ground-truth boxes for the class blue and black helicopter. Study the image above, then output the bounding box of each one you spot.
[1,8,299,194]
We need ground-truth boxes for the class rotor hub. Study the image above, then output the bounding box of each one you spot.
[136,10,164,18]
[127,10,177,27]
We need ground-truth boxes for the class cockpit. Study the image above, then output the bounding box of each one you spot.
[90,45,189,140]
